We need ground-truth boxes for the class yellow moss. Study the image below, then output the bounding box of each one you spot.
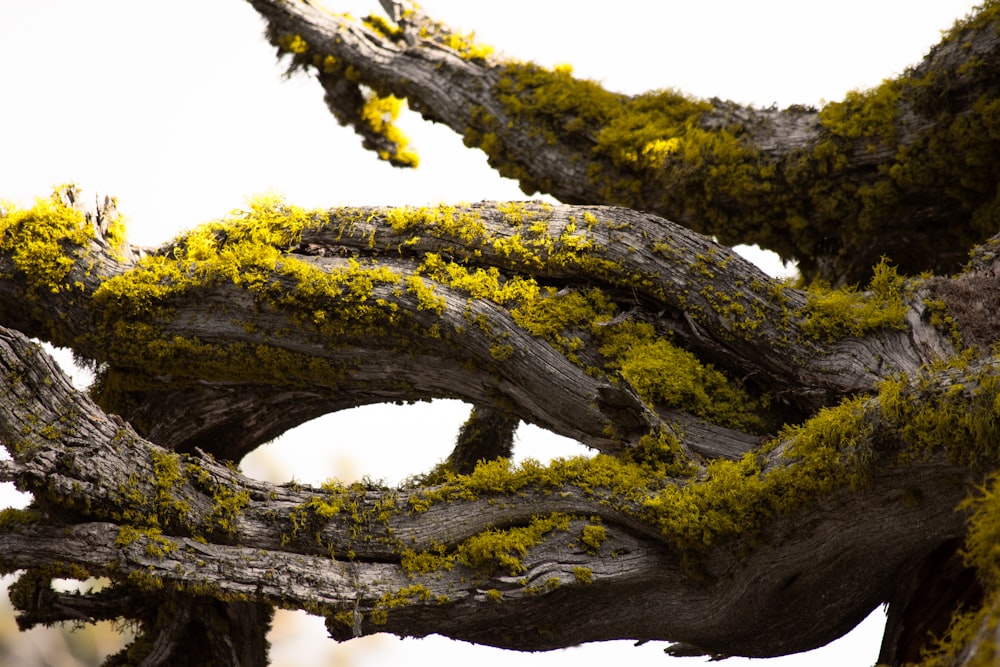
[645,395,874,550]
[405,275,446,313]
[580,524,606,552]
[359,93,419,167]
[459,513,572,575]
[385,204,487,243]
[879,354,1000,465]
[800,259,909,341]
[371,584,433,624]
[362,15,404,40]
[0,187,94,295]
[115,525,176,559]
[598,320,767,433]
[276,33,309,55]
[0,507,46,532]
[572,566,593,584]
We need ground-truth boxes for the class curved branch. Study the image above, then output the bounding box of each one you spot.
[1,320,998,656]
[247,0,1000,284]
[0,191,961,460]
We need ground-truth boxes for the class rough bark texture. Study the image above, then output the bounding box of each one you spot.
[2,2,1000,666]
[247,0,1000,286]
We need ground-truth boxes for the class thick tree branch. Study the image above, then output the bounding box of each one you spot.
[4,2,999,664]
[1,315,998,656]
[246,0,1000,284]
[0,191,962,463]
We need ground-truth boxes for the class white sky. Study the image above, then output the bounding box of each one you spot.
[0,1,982,665]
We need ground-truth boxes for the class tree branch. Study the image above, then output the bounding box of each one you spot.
[1,315,997,656]
[246,0,1000,284]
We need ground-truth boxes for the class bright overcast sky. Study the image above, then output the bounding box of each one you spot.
[0,1,983,665]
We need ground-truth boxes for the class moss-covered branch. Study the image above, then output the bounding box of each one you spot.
[1,316,998,657]
[246,0,1000,285]
[0,188,962,463]
[0,186,996,660]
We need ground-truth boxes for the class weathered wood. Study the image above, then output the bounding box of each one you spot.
[2,1,1000,664]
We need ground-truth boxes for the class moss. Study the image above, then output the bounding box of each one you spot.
[358,93,419,167]
[85,196,443,399]
[598,319,767,433]
[484,588,503,602]
[572,567,593,584]
[919,460,1000,665]
[645,394,875,551]
[917,604,996,667]
[208,483,251,537]
[115,525,176,559]
[963,474,1000,591]
[879,354,1000,466]
[276,33,309,55]
[819,82,903,149]
[580,524,606,553]
[0,507,46,532]
[512,287,614,365]
[524,577,561,596]
[459,513,572,575]
[401,415,878,561]
[799,259,909,341]
[386,204,488,243]
[287,480,350,543]
[370,584,433,624]
[412,16,494,61]
[361,15,404,40]
[924,297,965,348]
[0,186,95,329]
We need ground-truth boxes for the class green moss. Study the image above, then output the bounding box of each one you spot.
[572,567,593,584]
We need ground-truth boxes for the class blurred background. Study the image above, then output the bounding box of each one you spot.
[0,0,981,664]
